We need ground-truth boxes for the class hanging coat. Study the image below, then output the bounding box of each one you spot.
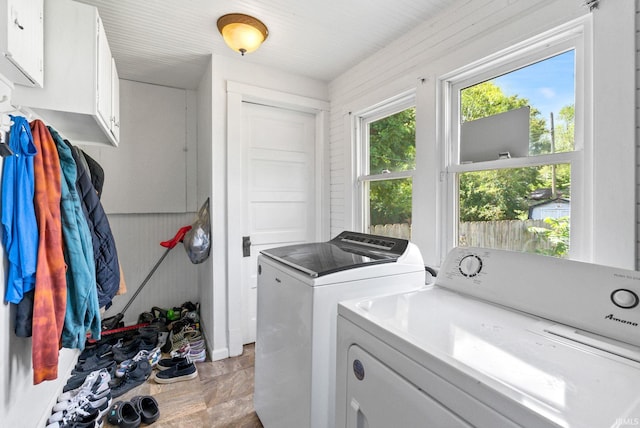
[30,120,67,384]
[65,140,120,308]
[82,149,104,199]
[50,127,101,349]
[1,115,38,305]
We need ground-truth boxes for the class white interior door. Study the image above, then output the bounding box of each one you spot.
[240,102,316,344]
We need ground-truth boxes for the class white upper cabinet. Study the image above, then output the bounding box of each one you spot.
[13,0,119,146]
[110,58,120,142]
[0,0,44,87]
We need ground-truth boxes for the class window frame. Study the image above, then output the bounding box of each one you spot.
[354,92,416,234]
[439,20,589,260]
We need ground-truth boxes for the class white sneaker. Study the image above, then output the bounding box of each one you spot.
[57,368,111,402]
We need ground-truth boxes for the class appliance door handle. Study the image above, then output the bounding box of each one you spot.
[349,398,368,428]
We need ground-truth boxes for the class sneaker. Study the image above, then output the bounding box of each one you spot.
[53,387,111,412]
[77,341,114,362]
[170,341,190,358]
[153,361,198,384]
[115,349,150,378]
[74,354,115,372]
[72,361,117,378]
[112,337,156,363]
[156,331,169,349]
[64,364,116,392]
[45,406,101,428]
[147,346,162,368]
[189,347,206,363]
[48,395,111,424]
[156,356,189,371]
[58,368,110,402]
[110,360,152,398]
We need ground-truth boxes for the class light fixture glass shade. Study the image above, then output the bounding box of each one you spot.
[217,14,268,55]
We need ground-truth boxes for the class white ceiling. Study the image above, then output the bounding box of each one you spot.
[75,0,458,89]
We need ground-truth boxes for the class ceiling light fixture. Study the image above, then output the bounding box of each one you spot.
[217,13,269,56]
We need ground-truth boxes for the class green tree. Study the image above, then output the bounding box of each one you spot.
[461,82,548,154]
[459,167,542,221]
[529,216,570,257]
[459,81,558,222]
[368,108,415,225]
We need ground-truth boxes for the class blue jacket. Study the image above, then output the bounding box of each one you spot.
[50,127,101,348]
[1,115,38,304]
[65,140,120,308]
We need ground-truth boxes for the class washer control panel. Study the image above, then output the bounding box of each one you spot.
[436,247,640,348]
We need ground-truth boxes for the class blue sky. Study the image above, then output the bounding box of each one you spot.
[493,50,575,121]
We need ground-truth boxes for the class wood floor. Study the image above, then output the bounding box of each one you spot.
[104,343,263,427]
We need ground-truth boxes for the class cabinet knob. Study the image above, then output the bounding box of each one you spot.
[14,19,24,30]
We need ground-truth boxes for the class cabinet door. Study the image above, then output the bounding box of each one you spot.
[110,58,120,142]
[96,16,112,131]
[4,0,43,86]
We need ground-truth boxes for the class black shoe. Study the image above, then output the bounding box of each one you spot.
[153,361,198,384]
[72,361,116,378]
[130,395,160,424]
[75,354,114,372]
[156,356,188,371]
[107,401,141,428]
[78,341,114,362]
[112,338,156,363]
[110,360,152,398]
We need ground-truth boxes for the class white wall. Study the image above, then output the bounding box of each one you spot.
[207,54,328,360]
[83,80,200,327]
[328,0,637,268]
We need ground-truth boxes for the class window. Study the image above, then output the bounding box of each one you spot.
[443,27,586,259]
[356,94,416,239]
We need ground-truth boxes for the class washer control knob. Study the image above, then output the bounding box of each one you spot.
[611,289,639,309]
[458,254,483,277]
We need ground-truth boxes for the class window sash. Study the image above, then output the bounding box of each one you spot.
[440,19,588,260]
[355,93,416,233]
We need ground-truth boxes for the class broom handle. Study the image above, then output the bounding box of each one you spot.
[120,225,192,316]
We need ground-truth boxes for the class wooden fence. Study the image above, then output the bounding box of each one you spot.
[370,223,411,239]
[459,219,553,252]
[371,219,554,253]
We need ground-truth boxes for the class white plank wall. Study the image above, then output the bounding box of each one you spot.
[101,213,200,326]
[329,0,637,267]
[328,0,555,238]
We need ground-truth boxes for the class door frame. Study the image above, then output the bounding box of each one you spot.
[226,81,330,356]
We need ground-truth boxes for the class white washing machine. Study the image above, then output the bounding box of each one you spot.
[336,247,640,428]
[254,231,426,428]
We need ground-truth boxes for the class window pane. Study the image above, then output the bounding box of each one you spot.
[460,50,575,158]
[458,164,570,257]
[367,178,412,239]
[369,107,416,174]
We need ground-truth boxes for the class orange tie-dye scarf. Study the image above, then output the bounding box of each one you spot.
[30,120,67,384]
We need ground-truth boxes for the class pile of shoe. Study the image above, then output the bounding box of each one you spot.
[46,368,112,428]
[156,302,206,363]
[65,324,163,404]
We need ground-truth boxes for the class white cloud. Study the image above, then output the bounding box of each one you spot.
[539,87,556,99]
